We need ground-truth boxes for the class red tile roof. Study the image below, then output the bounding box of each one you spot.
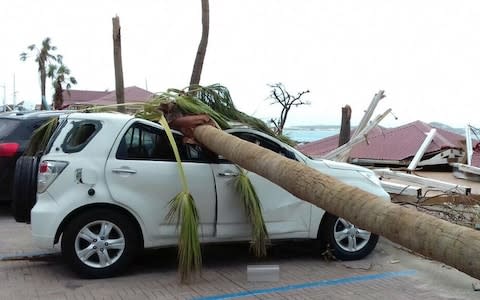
[297,120,466,161]
[62,86,154,106]
[87,86,155,105]
[63,90,110,105]
[473,143,480,168]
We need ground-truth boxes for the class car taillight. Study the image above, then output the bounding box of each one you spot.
[0,143,20,157]
[37,160,68,193]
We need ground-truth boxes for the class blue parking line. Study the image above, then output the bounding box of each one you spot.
[193,269,416,300]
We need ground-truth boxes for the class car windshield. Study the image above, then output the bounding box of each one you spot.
[0,119,20,140]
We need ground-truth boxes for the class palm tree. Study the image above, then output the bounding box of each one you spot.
[47,59,77,110]
[191,124,480,280]
[20,37,59,110]
[151,86,480,281]
[189,0,209,86]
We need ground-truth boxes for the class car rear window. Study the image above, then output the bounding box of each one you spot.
[0,119,21,139]
[62,120,102,153]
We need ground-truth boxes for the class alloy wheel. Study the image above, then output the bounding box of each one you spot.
[333,218,371,252]
[74,220,125,268]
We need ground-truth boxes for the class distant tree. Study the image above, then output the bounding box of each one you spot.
[189,0,209,87]
[47,58,77,110]
[267,83,310,135]
[20,37,60,110]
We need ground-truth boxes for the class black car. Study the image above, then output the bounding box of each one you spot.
[0,110,69,203]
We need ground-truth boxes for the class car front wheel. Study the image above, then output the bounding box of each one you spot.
[321,214,378,260]
[61,209,140,278]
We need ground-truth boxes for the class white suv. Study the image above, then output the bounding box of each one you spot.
[31,112,390,278]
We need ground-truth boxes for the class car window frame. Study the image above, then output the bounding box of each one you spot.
[61,120,102,154]
[115,121,217,163]
[45,117,69,155]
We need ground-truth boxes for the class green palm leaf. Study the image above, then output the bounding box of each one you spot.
[189,84,295,145]
[159,115,201,283]
[233,167,269,257]
[24,117,59,156]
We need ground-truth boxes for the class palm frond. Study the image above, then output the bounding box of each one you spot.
[147,91,230,129]
[233,167,269,257]
[175,95,230,129]
[24,117,59,156]
[166,191,201,283]
[188,84,296,146]
[159,115,202,283]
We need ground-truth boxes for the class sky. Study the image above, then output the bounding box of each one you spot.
[1,0,480,129]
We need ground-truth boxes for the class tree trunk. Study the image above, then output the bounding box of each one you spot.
[112,16,125,113]
[40,68,47,110]
[193,125,480,280]
[53,78,63,110]
[189,0,209,86]
[338,105,351,147]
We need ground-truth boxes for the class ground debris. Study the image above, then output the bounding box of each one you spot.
[389,259,400,264]
[392,194,480,229]
[342,261,372,270]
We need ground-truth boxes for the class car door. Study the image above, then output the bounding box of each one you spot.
[105,120,216,245]
[213,131,311,239]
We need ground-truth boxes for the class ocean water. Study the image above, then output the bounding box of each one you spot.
[283,129,338,143]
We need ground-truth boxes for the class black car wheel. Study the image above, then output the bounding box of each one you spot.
[11,156,38,223]
[61,209,140,278]
[320,213,378,260]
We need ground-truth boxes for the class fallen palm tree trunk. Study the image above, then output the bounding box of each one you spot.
[193,124,480,280]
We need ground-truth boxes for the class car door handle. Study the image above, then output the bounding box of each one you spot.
[218,171,238,177]
[112,168,137,174]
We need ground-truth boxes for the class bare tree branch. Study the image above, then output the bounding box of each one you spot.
[267,83,310,135]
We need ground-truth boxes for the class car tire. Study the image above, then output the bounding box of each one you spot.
[61,209,140,278]
[11,156,37,223]
[320,213,378,260]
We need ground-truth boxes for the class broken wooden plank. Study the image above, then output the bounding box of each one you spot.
[374,168,471,195]
[466,125,473,166]
[351,90,386,138]
[452,163,480,176]
[380,180,422,198]
[452,163,480,182]
[407,129,436,172]
[323,108,391,161]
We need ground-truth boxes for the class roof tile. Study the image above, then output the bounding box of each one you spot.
[297,120,466,161]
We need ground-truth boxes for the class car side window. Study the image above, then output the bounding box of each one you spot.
[116,123,216,162]
[62,120,101,153]
[116,123,180,160]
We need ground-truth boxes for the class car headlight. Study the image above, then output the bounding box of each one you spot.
[359,171,381,186]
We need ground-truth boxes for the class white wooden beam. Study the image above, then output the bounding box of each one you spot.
[452,163,480,182]
[352,90,386,138]
[407,129,436,172]
[451,163,480,176]
[380,180,422,198]
[374,168,471,195]
[323,108,391,161]
[465,125,473,166]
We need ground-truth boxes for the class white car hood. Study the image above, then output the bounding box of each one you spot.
[305,158,390,200]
